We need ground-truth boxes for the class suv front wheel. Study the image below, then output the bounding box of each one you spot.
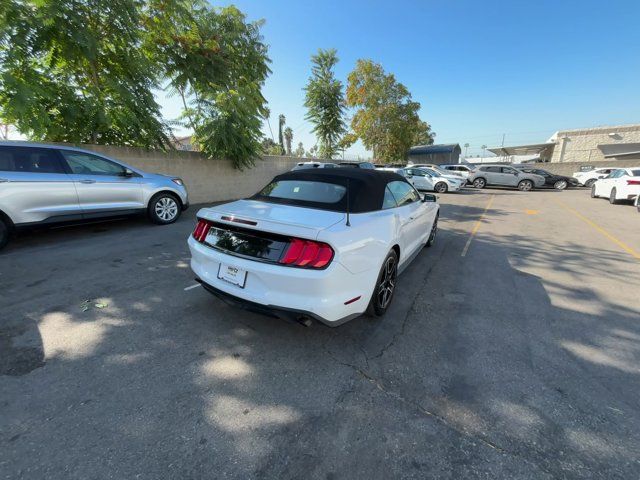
[148,193,181,225]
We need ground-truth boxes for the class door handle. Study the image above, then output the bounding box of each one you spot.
[79,179,96,184]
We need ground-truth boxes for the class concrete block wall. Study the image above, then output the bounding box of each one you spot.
[550,124,640,163]
[530,159,640,177]
[72,144,303,204]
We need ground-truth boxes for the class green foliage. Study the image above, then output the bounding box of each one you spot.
[345,59,434,163]
[261,137,281,155]
[145,1,271,169]
[413,120,435,146]
[277,114,286,155]
[283,127,293,155]
[294,141,304,157]
[304,49,346,159]
[0,0,170,148]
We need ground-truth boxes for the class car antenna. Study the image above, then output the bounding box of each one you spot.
[346,178,351,227]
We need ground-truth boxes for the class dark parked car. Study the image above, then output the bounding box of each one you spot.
[513,166,578,190]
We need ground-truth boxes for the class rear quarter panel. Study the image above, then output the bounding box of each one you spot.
[318,210,399,276]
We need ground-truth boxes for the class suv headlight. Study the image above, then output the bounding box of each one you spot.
[172,178,184,186]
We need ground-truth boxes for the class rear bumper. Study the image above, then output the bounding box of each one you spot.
[195,277,360,327]
[188,236,375,326]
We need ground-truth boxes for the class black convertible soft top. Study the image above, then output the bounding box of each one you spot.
[251,168,410,213]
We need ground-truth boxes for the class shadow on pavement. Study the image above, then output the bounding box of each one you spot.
[1,198,638,479]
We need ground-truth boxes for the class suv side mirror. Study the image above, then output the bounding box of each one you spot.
[422,193,437,203]
[122,168,134,177]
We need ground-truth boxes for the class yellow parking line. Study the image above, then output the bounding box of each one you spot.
[461,194,495,257]
[554,200,640,260]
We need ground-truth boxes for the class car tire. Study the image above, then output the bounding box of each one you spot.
[148,192,181,225]
[426,214,438,248]
[636,196,640,212]
[366,249,398,317]
[609,188,618,205]
[554,180,568,190]
[585,178,596,188]
[473,178,486,189]
[434,182,448,193]
[590,185,597,198]
[518,180,533,191]
[0,218,9,251]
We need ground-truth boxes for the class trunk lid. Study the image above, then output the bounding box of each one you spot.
[197,199,346,240]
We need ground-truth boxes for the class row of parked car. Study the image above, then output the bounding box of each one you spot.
[579,166,640,209]
[292,161,580,194]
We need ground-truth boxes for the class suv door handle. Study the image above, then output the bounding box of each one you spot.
[79,179,96,184]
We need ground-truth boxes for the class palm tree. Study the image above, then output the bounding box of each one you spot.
[464,143,469,156]
[481,144,487,158]
[278,114,286,155]
[284,127,293,155]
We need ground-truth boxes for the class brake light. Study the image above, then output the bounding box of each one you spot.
[192,219,212,243]
[626,180,640,185]
[280,238,334,269]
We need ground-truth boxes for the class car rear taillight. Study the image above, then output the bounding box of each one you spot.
[192,219,212,243]
[626,180,640,185]
[279,238,334,269]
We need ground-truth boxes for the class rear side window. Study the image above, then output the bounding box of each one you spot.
[61,151,126,176]
[0,146,64,173]
[257,180,346,204]
[630,170,640,176]
[387,181,420,206]
[382,186,397,209]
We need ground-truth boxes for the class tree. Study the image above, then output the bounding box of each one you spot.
[345,59,431,163]
[412,121,435,146]
[145,1,271,169]
[261,137,281,155]
[0,0,171,148]
[283,126,293,155]
[278,114,286,155]
[303,48,346,159]
[294,141,304,157]
[464,143,469,156]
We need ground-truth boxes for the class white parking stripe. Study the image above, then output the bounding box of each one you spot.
[184,283,201,291]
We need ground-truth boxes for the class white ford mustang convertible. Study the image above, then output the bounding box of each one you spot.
[188,169,439,326]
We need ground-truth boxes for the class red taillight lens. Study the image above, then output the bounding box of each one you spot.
[626,180,640,185]
[279,238,334,269]
[192,219,211,243]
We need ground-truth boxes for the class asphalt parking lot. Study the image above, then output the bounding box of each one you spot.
[1,187,639,479]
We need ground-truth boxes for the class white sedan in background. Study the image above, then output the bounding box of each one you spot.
[572,167,618,187]
[405,167,465,193]
[590,167,640,204]
[189,169,439,326]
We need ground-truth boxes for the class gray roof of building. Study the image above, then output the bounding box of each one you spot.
[408,144,460,155]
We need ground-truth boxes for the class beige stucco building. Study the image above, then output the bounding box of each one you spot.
[487,124,640,164]
[549,124,640,163]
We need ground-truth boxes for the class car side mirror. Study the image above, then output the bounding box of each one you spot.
[422,193,437,203]
[122,168,134,177]
[406,174,413,178]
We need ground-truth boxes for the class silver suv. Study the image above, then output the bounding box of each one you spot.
[468,165,545,191]
[0,142,189,249]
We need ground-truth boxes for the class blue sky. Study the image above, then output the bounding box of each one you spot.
[162,0,640,158]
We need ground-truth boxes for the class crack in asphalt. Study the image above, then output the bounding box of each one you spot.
[322,342,560,478]
[372,235,449,360]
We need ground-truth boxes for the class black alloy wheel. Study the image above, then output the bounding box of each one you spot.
[366,250,398,317]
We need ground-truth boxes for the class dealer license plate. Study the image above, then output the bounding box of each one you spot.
[217,263,247,288]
